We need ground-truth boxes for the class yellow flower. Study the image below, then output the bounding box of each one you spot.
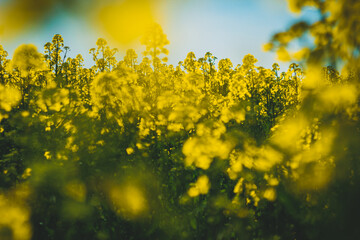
[44,151,51,160]
[188,175,210,197]
[263,188,276,201]
[0,195,31,240]
[126,147,134,155]
[0,84,21,113]
[10,44,45,77]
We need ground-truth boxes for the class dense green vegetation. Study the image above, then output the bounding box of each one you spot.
[0,0,360,239]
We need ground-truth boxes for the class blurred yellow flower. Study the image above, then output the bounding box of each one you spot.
[109,184,148,219]
[0,84,21,114]
[263,188,276,201]
[188,175,210,197]
[0,195,31,240]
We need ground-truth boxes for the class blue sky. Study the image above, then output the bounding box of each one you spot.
[0,0,320,71]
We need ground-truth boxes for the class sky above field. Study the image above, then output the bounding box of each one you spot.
[0,0,319,71]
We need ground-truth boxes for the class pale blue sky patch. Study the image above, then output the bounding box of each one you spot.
[0,0,320,72]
